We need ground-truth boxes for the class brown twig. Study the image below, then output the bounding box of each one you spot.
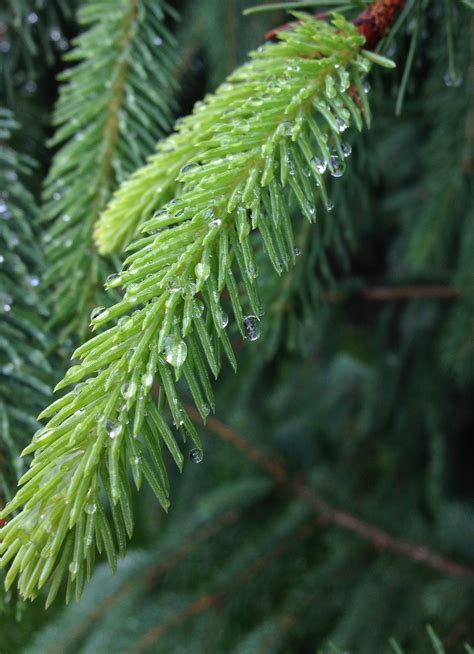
[127,518,322,653]
[266,0,405,51]
[188,408,474,581]
[323,285,461,303]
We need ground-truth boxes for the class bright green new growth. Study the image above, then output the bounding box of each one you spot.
[0,14,394,605]
[41,0,178,338]
[0,109,53,502]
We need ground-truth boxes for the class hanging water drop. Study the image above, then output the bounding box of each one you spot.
[106,272,122,288]
[312,157,327,174]
[341,143,352,158]
[335,118,347,133]
[84,500,97,515]
[29,276,40,287]
[294,247,302,257]
[190,448,203,464]
[443,70,463,87]
[330,155,345,178]
[243,315,261,341]
[180,162,200,176]
[163,335,188,368]
[153,35,163,46]
[106,419,122,439]
[218,309,229,329]
[90,306,108,322]
[195,262,210,285]
[363,81,371,94]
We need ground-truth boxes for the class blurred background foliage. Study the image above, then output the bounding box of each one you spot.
[0,0,473,652]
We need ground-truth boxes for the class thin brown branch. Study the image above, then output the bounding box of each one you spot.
[127,518,322,653]
[323,285,461,303]
[189,408,474,581]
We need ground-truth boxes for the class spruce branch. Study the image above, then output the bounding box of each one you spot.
[41,0,178,339]
[0,108,53,502]
[0,12,399,603]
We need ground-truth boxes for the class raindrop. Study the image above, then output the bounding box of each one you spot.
[217,309,229,329]
[327,201,334,212]
[90,306,107,322]
[25,79,38,93]
[106,272,122,288]
[180,162,199,175]
[201,404,210,417]
[49,27,61,42]
[193,299,204,317]
[341,143,352,158]
[243,315,261,341]
[84,501,97,515]
[335,118,347,133]
[106,419,121,439]
[0,255,4,264]
[0,201,7,214]
[27,12,39,24]
[195,262,210,285]
[62,213,71,223]
[293,247,302,257]
[443,70,463,87]
[69,562,79,576]
[363,81,371,94]
[190,448,203,464]
[330,155,345,178]
[30,276,40,287]
[163,335,188,368]
[312,157,327,174]
[121,381,137,400]
[287,156,296,176]
[182,281,196,300]
[2,295,12,312]
[325,75,336,99]
[153,35,163,46]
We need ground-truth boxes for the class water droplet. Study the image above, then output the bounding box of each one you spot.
[62,213,71,223]
[106,273,122,288]
[153,35,163,46]
[25,79,36,94]
[2,295,12,312]
[287,155,296,176]
[30,276,40,287]
[69,562,79,575]
[190,448,203,464]
[180,162,200,175]
[106,419,122,439]
[330,155,345,178]
[335,118,347,133]
[182,281,196,300]
[27,12,39,24]
[142,373,154,390]
[341,143,352,158]
[218,309,229,329]
[193,299,204,317]
[90,306,107,322]
[50,27,61,42]
[312,157,327,174]
[84,501,97,515]
[443,70,463,87]
[293,247,301,257]
[201,404,210,417]
[121,381,137,400]
[166,276,180,294]
[163,335,188,368]
[195,262,210,285]
[0,255,4,264]
[327,201,334,212]
[243,315,261,341]
[0,202,7,214]
[325,75,336,99]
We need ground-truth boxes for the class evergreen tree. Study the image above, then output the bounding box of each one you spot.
[0,0,473,651]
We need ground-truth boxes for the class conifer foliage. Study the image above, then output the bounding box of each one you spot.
[0,0,473,651]
[0,11,397,604]
[41,0,178,338]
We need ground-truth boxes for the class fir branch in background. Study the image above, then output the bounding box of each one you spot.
[41,0,178,339]
[0,12,398,604]
[0,109,53,502]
